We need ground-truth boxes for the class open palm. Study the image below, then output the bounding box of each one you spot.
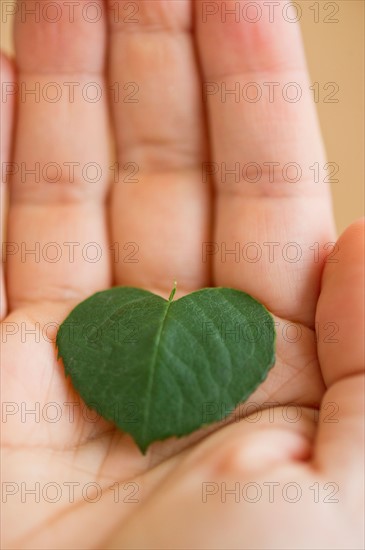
[1,2,363,549]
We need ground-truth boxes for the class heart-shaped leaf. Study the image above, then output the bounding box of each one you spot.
[56,287,276,453]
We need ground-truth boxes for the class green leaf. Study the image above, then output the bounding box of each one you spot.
[56,287,276,453]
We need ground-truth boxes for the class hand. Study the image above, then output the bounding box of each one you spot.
[1,2,363,549]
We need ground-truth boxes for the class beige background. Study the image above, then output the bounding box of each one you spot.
[1,0,364,233]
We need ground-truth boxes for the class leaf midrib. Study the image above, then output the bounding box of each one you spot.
[141,297,173,444]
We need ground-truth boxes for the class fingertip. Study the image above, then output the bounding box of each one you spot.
[321,217,364,284]
[14,0,106,73]
[196,0,306,76]
[337,217,365,250]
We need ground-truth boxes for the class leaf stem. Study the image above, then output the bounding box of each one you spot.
[169,281,177,302]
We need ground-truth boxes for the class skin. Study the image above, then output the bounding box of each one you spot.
[1,1,364,548]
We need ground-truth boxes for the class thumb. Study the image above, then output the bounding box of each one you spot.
[314,219,364,475]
